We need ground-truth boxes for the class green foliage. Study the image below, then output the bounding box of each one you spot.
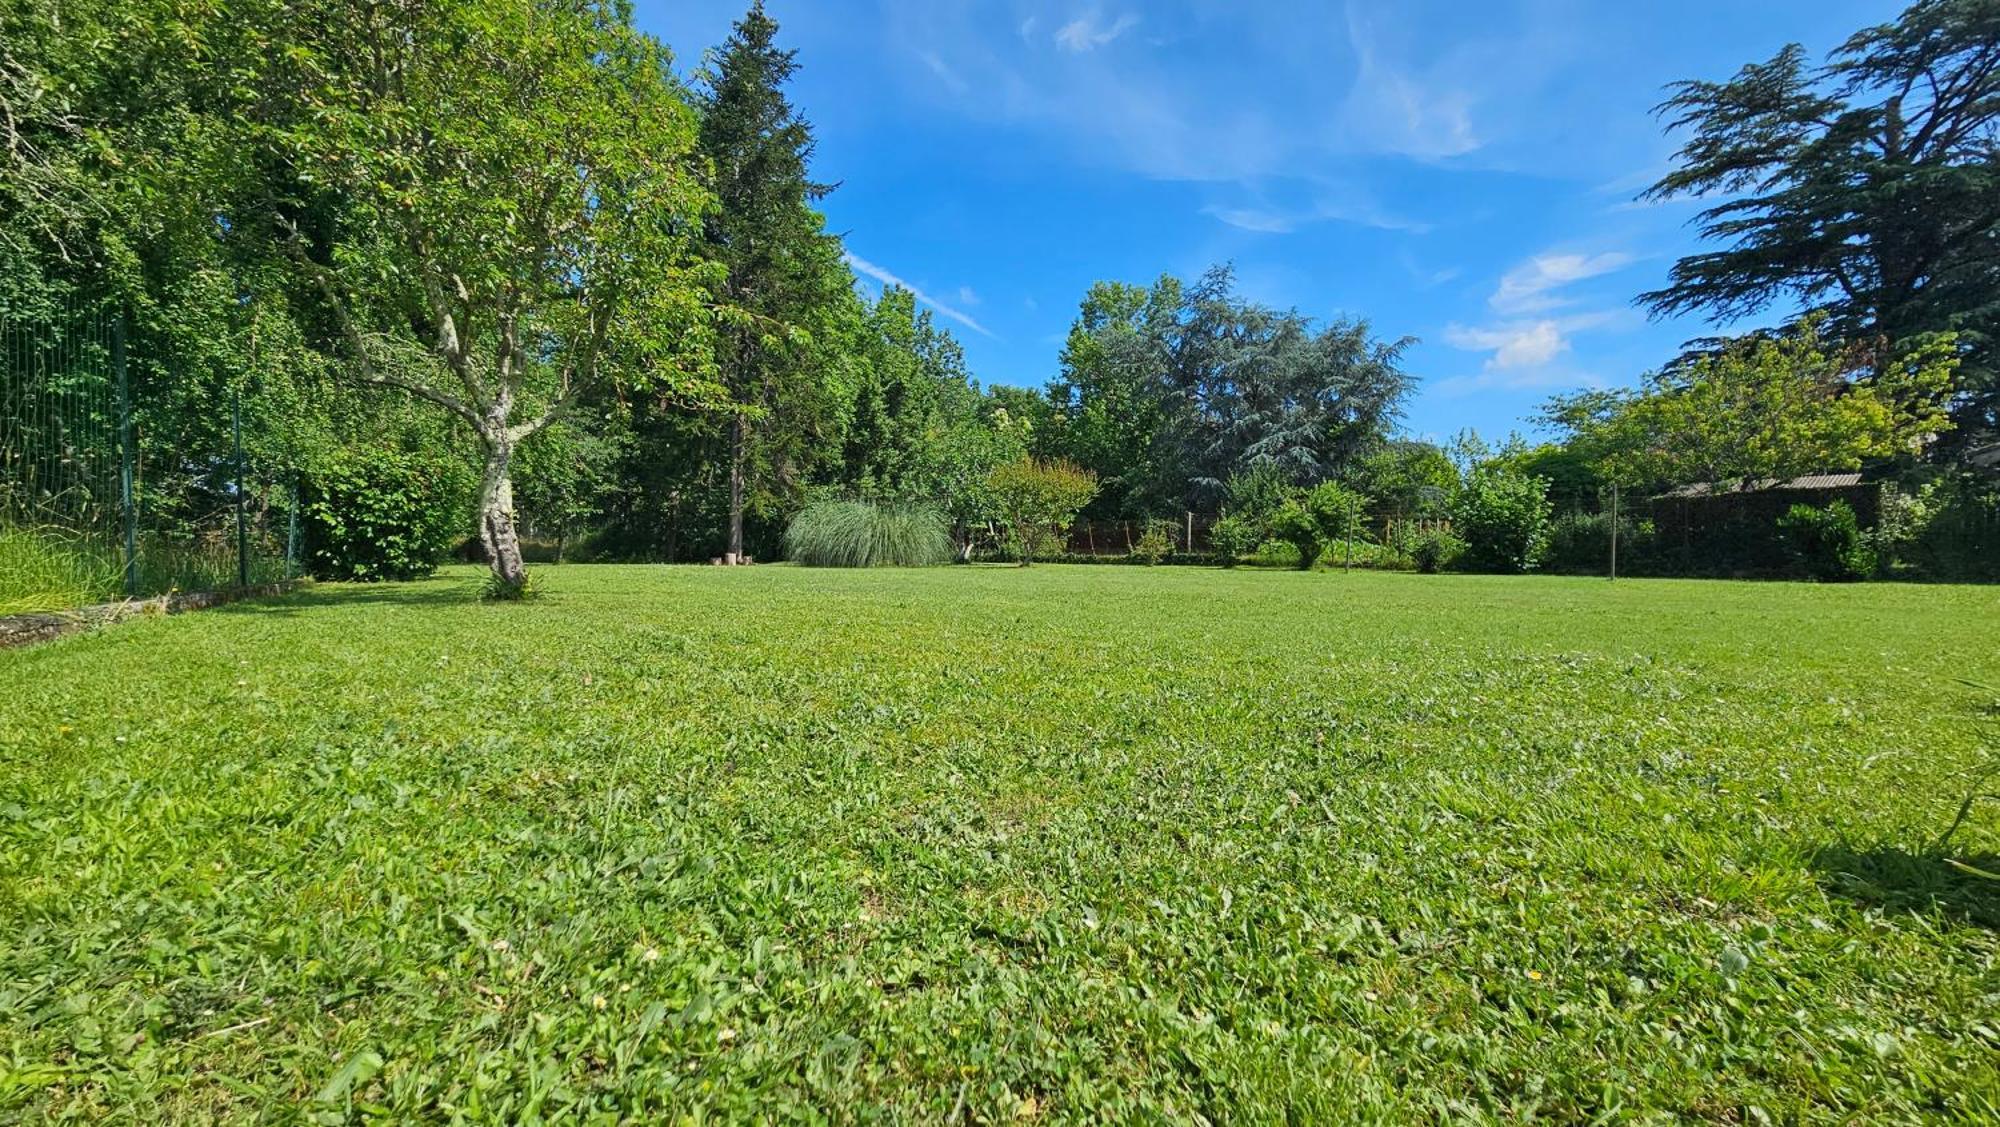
[1878,474,2000,582]
[1778,500,1873,582]
[783,500,952,568]
[299,447,473,581]
[5,565,1998,1119]
[0,525,121,613]
[1349,441,1458,520]
[1130,519,1175,565]
[1643,0,2000,443]
[698,4,854,556]
[239,0,720,591]
[1403,526,1465,574]
[1542,511,1654,575]
[1267,481,1371,571]
[513,419,623,562]
[1544,320,1957,490]
[1222,464,1294,526]
[477,568,538,602]
[1266,499,1324,570]
[986,458,1098,566]
[1453,468,1553,573]
[1048,266,1413,516]
[1208,513,1260,566]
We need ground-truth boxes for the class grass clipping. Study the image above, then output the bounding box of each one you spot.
[784,500,952,567]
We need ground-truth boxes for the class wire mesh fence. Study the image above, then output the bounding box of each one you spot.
[1,300,296,614]
[1060,513,1218,556]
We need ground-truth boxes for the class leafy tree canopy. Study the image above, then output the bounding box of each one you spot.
[1643,0,2000,446]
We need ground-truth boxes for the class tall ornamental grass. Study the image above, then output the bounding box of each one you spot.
[784,501,952,568]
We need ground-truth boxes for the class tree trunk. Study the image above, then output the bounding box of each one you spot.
[479,437,528,593]
[727,411,746,564]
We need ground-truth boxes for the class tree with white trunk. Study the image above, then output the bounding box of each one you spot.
[250,0,721,594]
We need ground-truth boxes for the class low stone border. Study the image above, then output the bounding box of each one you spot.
[0,581,308,650]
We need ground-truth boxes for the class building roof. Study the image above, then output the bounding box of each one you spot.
[1656,473,1865,499]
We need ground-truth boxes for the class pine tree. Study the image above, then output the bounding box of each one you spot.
[698,2,849,561]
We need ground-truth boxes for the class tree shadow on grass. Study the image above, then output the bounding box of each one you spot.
[1809,843,2000,929]
[212,580,486,616]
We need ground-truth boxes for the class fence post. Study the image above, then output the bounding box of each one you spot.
[1609,482,1619,581]
[232,388,248,588]
[1186,510,1193,554]
[286,475,300,580]
[114,312,137,596]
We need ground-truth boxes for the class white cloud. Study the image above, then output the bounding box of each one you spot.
[1490,252,1633,314]
[1055,11,1140,54]
[956,285,981,306]
[1445,309,1627,376]
[1446,320,1569,370]
[844,252,996,339]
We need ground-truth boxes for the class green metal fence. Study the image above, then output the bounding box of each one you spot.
[1,300,294,614]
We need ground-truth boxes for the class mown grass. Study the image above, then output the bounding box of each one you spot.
[2,565,1997,1122]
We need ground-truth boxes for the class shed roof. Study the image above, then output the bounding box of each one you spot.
[1656,473,1865,499]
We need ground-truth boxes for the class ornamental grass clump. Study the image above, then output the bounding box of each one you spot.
[784,501,953,567]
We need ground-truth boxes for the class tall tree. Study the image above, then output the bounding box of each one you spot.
[245,0,718,594]
[1542,318,1958,488]
[1051,265,1415,515]
[840,286,984,501]
[1642,0,2000,448]
[697,2,849,562]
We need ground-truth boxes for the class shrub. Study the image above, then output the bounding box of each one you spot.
[1453,467,1552,573]
[1267,481,1370,571]
[1543,511,1653,574]
[1131,519,1175,565]
[1222,464,1293,526]
[986,458,1098,566]
[1267,498,1324,570]
[300,446,475,581]
[784,501,953,567]
[1777,500,1871,581]
[1209,513,1260,567]
[1251,538,1303,569]
[1887,475,2000,582]
[1408,527,1465,574]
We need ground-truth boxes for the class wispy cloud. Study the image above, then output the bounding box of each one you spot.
[1490,251,1633,314]
[1203,195,1432,235]
[1340,2,1480,160]
[845,251,996,339]
[1054,11,1140,53]
[956,285,981,306]
[1431,366,1607,397]
[917,51,968,95]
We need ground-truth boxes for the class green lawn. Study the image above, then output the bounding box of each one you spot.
[3,565,1998,1121]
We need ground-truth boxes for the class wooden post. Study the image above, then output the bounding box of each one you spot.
[1186,511,1193,554]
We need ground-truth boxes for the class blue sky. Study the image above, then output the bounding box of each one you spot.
[634,0,1901,442]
